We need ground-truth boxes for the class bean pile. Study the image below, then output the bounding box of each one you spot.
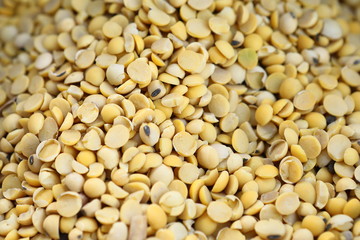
[0,0,360,239]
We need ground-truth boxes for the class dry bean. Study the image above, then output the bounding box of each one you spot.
[147,204,167,230]
[83,178,106,198]
[1,0,359,238]
[323,95,348,117]
[254,219,286,240]
[327,134,351,161]
[148,8,171,26]
[209,17,230,35]
[177,50,204,73]
[57,192,82,217]
[207,201,232,223]
[173,131,197,157]
[186,18,211,38]
[36,139,61,162]
[238,48,258,70]
[105,124,130,149]
[275,192,300,215]
[127,58,152,85]
[255,104,273,126]
[322,19,343,40]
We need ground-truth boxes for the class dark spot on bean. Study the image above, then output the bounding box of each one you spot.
[327,161,335,174]
[243,158,249,162]
[354,59,360,65]
[313,57,319,64]
[29,156,34,165]
[322,217,327,223]
[326,115,337,125]
[151,88,161,97]
[231,40,240,46]
[143,125,150,136]
[325,223,332,231]
[268,235,281,240]
[57,71,66,77]
[290,12,296,18]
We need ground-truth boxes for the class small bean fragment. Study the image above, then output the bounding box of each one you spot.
[106,64,125,86]
[57,192,82,217]
[83,178,106,198]
[323,95,348,117]
[107,222,128,240]
[36,139,61,162]
[255,104,273,126]
[275,192,300,215]
[75,50,95,69]
[85,66,105,86]
[188,0,213,11]
[279,12,298,35]
[207,201,232,223]
[215,40,235,59]
[327,214,353,231]
[178,163,200,184]
[318,74,338,90]
[254,219,286,240]
[77,102,99,123]
[327,134,351,161]
[178,50,205,73]
[105,124,130,149]
[279,156,303,184]
[301,215,325,236]
[293,90,316,111]
[267,139,288,161]
[173,131,197,157]
[23,93,44,112]
[238,48,258,70]
[147,204,167,230]
[197,145,220,169]
[95,207,120,225]
[209,17,230,35]
[59,130,81,146]
[35,52,53,70]
[43,214,60,239]
[148,8,171,26]
[255,165,278,179]
[321,19,343,40]
[343,148,359,166]
[127,58,152,85]
[292,228,314,240]
[299,135,321,159]
[102,21,122,38]
[341,66,360,87]
[186,18,211,38]
[208,94,230,118]
[232,129,249,154]
[139,123,160,146]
